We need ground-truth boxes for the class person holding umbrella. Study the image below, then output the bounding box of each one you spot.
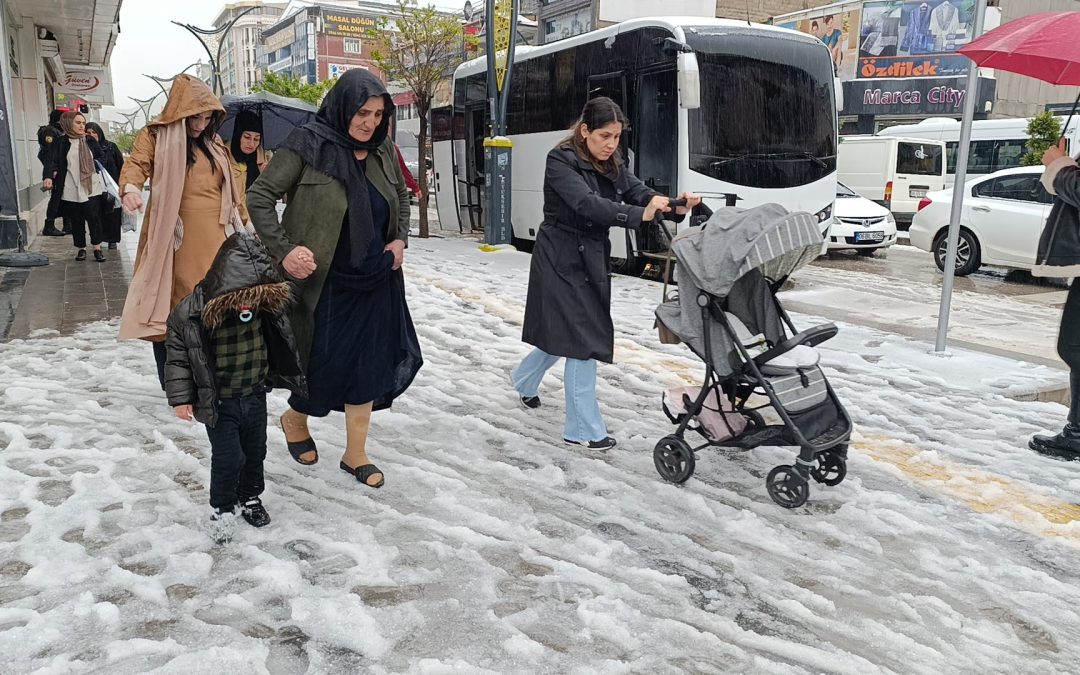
[1028,140,1080,459]
[229,110,269,191]
[956,10,1080,459]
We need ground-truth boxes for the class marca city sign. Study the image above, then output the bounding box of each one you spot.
[842,77,996,116]
[863,84,966,108]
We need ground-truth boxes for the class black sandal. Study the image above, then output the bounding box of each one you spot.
[339,461,385,488]
[281,419,318,465]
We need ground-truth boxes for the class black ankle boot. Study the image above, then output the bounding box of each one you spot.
[1029,423,1080,461]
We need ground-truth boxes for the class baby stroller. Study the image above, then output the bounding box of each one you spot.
[653,202,852,508]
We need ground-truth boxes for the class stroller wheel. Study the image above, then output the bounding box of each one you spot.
[653,436,695,484]
[743,409,766,431]
[766,465,810,508]
[811,452,847,486]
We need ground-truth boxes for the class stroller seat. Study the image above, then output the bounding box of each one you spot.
[724,313,824,375]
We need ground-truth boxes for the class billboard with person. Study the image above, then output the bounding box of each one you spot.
[858,0,973,78]
[777,8,862,81]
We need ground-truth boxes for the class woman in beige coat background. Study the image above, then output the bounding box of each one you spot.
[118,75,249,388]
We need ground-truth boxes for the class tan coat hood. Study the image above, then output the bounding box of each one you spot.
[149,74,225,128]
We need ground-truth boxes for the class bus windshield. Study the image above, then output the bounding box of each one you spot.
[684,28,837,189]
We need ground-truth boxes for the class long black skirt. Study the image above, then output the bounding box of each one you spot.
[100,199,122,243]
[289,266,423,417]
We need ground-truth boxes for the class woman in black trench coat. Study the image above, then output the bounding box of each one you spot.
[511,97,700,449]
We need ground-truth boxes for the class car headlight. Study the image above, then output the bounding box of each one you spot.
[815,205,832,223]
[886,212,896,224]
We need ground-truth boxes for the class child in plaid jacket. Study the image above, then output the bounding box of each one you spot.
[165,233,305,537]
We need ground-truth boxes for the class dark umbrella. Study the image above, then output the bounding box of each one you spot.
[219,92,318,151]
[959,12,1080,135]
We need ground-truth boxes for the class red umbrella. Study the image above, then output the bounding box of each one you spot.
[959,11,1080,131]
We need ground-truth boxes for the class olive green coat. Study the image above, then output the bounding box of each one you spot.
[246,138,410,366]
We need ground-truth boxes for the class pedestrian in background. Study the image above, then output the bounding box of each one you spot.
[229,110,269,191]
[512,96,700,450]
[86,122,125,250]
[117,74,249,390]
[248,69,422,489]
[43,111,107,262]
[37,109,70,237]
[1031,139,1080,460]
[166,233,305,541]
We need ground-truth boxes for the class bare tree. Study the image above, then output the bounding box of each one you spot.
[370,0,473,238]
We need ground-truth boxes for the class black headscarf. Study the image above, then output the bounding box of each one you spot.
[280,69,395,268]
[230,110,263,190]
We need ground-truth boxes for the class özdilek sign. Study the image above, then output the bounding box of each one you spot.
[843,77,995,116]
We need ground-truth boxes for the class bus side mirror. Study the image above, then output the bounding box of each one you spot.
[678,52,701,110]
[834,76,844,113]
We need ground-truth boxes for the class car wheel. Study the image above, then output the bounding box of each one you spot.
[933,229,980,276]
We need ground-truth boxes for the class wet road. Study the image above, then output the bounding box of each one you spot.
[778,242,1068,372]
[813,243,1068,303]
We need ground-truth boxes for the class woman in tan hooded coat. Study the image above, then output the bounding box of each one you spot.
[118,75,249,388]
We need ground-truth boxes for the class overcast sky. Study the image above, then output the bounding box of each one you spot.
[104,0,466,121]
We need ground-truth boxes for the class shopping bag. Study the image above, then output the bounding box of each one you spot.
[121,208,138,233]
[96,161,121,209]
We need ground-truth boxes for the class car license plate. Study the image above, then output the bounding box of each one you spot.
[855,231,884,243]
[910,189,927,198]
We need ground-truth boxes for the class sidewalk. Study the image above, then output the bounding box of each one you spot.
[5,232,133,339]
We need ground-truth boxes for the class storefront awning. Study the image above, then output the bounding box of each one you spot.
[12,0,121,68]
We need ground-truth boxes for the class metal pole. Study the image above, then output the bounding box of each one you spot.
[934,0,987,353]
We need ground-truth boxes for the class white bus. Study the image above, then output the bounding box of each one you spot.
[876,116,1080,186]
[430,17,839,272]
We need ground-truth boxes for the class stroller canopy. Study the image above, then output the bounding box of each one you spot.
[655,204,823,378]
[673,203,823,299]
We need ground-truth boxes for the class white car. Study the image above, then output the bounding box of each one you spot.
[826,182,898,255]
[909,166,1052,276]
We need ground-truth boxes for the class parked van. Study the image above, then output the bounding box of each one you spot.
[836,135,946,226]
[876,116,1080,186]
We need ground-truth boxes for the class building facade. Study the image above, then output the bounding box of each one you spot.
[990,0,1076,119]
[260,1,399,86]
[534,0,800,44]
[0,0,121,248]
[774,0,1002,133]
[213,2,287,96]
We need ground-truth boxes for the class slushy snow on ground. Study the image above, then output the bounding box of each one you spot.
[1,236,1078,673]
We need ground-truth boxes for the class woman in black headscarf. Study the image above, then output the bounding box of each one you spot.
[85,122,125,249]
[247,69,422,489]
[229,110,267,190]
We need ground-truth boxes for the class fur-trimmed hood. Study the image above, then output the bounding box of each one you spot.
[195,233,293,327]
[203,281,292,329]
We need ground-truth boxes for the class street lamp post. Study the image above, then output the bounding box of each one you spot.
[172,4,259,96]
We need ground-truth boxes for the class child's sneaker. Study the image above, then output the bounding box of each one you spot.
[209,505,238,544]
[240,497,271,528]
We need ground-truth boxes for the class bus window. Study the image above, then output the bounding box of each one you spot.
[896,142,942,175]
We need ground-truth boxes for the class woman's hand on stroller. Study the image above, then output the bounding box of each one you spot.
[643,195,673,222]
[673,192,702,215]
